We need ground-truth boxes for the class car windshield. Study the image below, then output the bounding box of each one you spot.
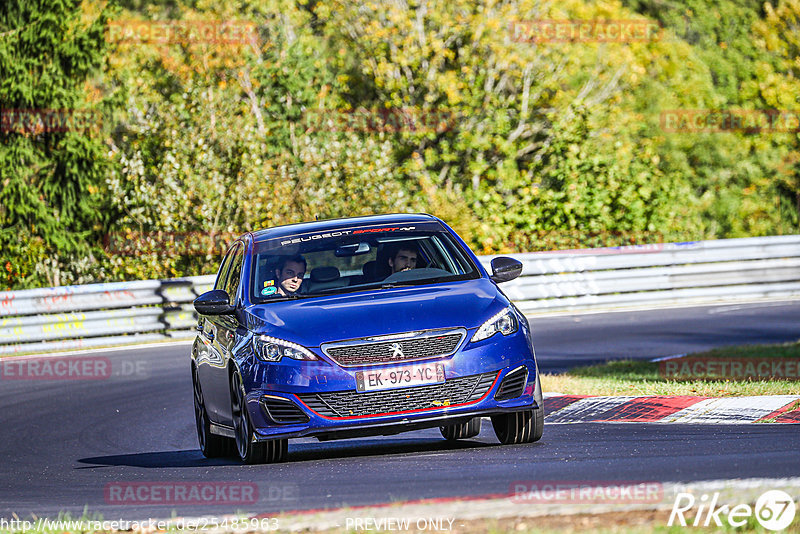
[250,222,479,302]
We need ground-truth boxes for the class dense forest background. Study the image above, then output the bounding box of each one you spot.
[1,0,798,290]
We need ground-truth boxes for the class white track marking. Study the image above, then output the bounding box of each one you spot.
[0,339,193,361]
[545,396,638,423]
[663,396,800,424]
[650,353,687,362]
[524,297,800,318]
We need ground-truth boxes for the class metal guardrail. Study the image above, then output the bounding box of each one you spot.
[0,276,214,355]
[1,235,798,355]
[486,235,800,313]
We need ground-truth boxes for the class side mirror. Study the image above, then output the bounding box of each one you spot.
[490,257,523,283]
[194,289,235,315]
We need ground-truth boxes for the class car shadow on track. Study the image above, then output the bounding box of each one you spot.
[76,437,496,468]
[288,436,495,463]
[76,450,236,468]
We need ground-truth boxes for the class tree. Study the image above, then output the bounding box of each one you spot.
[625,0,800,236]
[104,0,413,280]
[0,0,112,288]
[754,0,800,231]
[315,0,716,251]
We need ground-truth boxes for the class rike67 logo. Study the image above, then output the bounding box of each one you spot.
[669,490,796,530]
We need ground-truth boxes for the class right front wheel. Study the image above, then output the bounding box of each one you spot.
[491,408,544,444]
[440,417,482,440]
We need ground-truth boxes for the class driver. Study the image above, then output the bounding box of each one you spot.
[388,245,418,274]
[275,255,307,296]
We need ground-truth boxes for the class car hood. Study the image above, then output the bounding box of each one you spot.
[244,279,506,347]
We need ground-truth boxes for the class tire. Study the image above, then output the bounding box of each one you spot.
[192,366,232,458]
[491,408,544,445]
[440,417,482,440]
[264,438,288,463]
[230,371,288,464]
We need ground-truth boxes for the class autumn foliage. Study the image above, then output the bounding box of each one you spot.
[1,0,799,289]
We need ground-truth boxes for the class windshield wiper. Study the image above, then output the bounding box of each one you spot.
[266,294,309,302]
[380,282,419,289]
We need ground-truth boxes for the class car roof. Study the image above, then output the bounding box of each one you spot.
[250,213,441,243]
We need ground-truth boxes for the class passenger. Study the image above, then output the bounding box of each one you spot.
[387,245,418,274]
[274,255,307,296]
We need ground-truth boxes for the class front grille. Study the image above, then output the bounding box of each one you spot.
[494,366,528,401]
[261,397,309,424]
[322,329,465,367]
[297,371,498,418]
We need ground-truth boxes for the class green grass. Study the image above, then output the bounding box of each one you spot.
[542,341,800,396]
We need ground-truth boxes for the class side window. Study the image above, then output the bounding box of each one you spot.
[214,247,235,291]
[224,244,244,304]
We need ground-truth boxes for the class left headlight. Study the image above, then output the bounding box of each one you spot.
[470,307,519,342]
[253,335,318,362]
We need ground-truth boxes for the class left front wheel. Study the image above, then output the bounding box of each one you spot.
[193,367,232,458]
[230,371,287,464]
[491,408,543,445]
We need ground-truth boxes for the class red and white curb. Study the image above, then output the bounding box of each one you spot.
[544,394,800,424]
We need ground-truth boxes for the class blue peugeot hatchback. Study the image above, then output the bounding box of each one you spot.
[191,214,543,463]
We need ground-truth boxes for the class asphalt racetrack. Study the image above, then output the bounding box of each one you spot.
[532,300,800,373]
[1,300,798,520]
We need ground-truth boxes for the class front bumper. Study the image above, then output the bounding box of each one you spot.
[241,330,540,441]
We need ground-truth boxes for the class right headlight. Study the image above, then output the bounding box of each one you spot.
[470,307,519,342]
[253,335,318,362]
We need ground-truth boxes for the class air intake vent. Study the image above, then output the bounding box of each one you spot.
[297,371,498,418]
[261,397,309,424]
[494,366,528,401]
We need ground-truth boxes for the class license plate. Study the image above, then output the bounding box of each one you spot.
[356,362,445,392]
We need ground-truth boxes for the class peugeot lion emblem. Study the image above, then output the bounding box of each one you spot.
[390,342,404,359]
